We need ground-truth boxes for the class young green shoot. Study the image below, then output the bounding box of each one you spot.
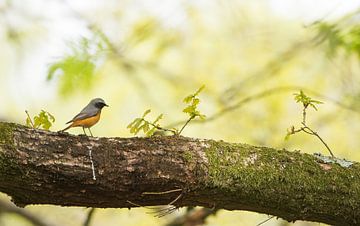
[286,90,334,157]
[179,85,206,134]
[127,85,206,136]
[25,110,55,130]
[127,109,177,136]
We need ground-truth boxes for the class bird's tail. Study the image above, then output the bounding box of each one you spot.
[60,123,73,132]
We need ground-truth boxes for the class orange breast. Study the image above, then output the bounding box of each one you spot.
[71,112,101,128]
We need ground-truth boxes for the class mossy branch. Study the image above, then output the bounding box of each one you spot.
[0,122,359,225]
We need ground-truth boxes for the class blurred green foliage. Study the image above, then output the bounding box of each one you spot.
[315,22,360,58]
[47,36,106,96]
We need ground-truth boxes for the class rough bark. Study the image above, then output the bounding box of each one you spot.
[0,122,359,225]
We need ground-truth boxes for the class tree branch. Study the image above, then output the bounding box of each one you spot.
[0,122,359,225]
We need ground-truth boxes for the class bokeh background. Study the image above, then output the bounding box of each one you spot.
[1,0,360,225]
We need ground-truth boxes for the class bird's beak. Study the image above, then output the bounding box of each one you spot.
[105,104,109,107]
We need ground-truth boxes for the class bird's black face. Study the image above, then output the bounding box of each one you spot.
[95,101,109,109]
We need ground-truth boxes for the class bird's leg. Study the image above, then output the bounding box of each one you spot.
[82,127,87,136]
[88,128,93,137]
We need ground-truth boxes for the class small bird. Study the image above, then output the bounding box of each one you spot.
[61,98,108,136]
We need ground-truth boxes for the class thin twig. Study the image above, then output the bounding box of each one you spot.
[126,200,179,218]
[141,189,183,217]
[142,188,182,195]
[146,120,177,135]
[151,191,183,217]
[178,116,194,135]
[126,200,144,207]
[291,104,335,157]
[25,110,34,128]
[83,208,96,226]
[152,206,179,218]
[302,125,335,157]
[256,216,275,226]
[302,107,306,124]
[168,193,183,206]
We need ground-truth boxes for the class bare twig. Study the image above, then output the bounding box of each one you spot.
[301,124,335,157]
[142,188,182,195]
[168,193,183,206]
[256,216,275,226]
[146,120,177,135]
[83,208,96,226]
[178,116,194,135]
[126,200,143,207]
[152,206,179,218]
[288,96,335,157]
[142,189,183,217]
[25,110,34,128]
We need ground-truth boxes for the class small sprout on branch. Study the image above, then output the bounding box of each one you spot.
[179,85,206,134]
[286,90,334,157]
[25,110,55,130]
[127,109,176,136]
[294,90,323,111]
[127,85,206,136]
[182,85,206,119]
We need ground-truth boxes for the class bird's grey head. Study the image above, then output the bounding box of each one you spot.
[90,98,109,109]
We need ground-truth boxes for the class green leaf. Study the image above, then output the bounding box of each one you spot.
[194,85,205,96]
[153,114,163,124]
[183,105,195,114]
[146,127,157,137]
[142,109,151,118]
[192,98,200,106]
[183,95,193,103]
[142,122,150,133]
[293,90,323,110]
[198,114,206,120]
[127,118,141,128]
[25,117,32,127]
[132,119,143,132]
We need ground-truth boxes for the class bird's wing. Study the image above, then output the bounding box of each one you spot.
[66,107,99,124]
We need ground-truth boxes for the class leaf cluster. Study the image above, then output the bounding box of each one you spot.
[127,110,165,136]
[287,91,334,157]
[127,85,206,136]
[25,110,55,130]
[293,90,322,110]
[182,85,206,119]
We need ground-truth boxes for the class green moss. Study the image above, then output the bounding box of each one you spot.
[204,139,360,220]
[205,140,256,189]
[205,141,360,203]
[182,150,194,162]
[0,122,15,146]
